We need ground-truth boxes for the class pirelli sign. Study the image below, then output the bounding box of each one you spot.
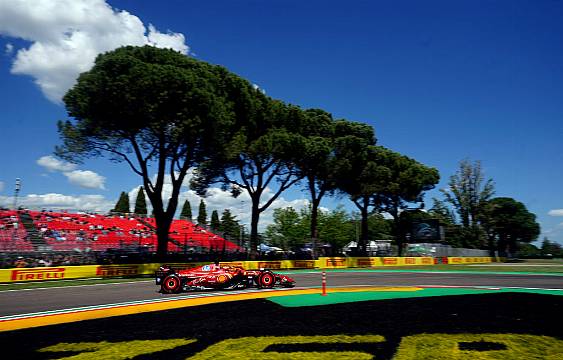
[11,268,66,281]
[257,261,282,269]
[96,265,139,277]
[293,260,315,269]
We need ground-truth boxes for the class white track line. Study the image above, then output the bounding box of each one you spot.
[0,287,299,321]
[417,284,563,291]
[0,280,154,293]
[2,285,561,322]
[467,264,563,267]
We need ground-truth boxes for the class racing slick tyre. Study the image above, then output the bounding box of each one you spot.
[161,274,182,294]
[258,271,276,289]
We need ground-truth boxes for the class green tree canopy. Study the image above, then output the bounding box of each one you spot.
[210,210,220,231]
[518,243,540,258]
[318,207,355,254]
[112,192,130,214]
[371,147,440,217]
[56,46,257,258]
[219,209,240,240]
[133,186,147,216]
[265,206,356,255]
[437,159,495,248]
[334,141,439,255]
[366,212,394,241]
[193,101,306,258]
[481,197,540,257]
[332,122,378,254]
[295,109,334,254]
[430,160,497,250]
[265,207,308,251]
[540,237,563,257]
[197,199,207,226]
[428,198,456,225]
[371,147,440,254]
[442,159,495,227]
[294,111,374,257]
[180,200,192,221]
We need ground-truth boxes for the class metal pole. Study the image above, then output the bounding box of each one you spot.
[321,270,327,296]
[13,178,21,210]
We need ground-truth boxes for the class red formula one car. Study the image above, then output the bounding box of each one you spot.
[156,263,296,293]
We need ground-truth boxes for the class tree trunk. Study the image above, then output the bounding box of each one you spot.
[389,205,403,256]
[497,233,507,257]
[487,233,496,257]
[249,197,260,260]
[310,197,321,259]
[395,215,404,256]
[359,196,369,256]
[146,167,187,262]
[145,187,168,261]
[154,215,171,261]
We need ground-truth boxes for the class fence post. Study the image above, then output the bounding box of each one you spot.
[321,270,327,296]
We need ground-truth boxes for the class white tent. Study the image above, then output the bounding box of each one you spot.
[344,240,392,253]
[258,243,283,252]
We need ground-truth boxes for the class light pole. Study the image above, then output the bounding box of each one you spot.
[13,178,21,210]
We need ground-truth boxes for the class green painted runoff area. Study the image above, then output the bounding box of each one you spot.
[281,268,563,276]
[268,287,563,307]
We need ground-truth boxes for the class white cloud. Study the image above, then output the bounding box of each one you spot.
[548,209,563,217]
[128,171,310,229]
[146,24,187,53]
[36,155,105,189]
[37,155,77,172]
[63,170,106,190]
[0,193,113,212]
[5,43,13,54]
[0,0,189,103]
[0,184,309,229]
[0,181,4,192]
[252,83,266,94]
[175,186,310,230]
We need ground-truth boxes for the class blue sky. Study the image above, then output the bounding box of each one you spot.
[0,0,562,245]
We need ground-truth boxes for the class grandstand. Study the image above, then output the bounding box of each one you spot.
[0,209,241,254]
[0,210,32,252]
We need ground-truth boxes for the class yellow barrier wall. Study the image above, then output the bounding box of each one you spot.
[348,257,384,267]
[317,257,348,269]
[0,256,495,282]
[448,256,492,264]
[347,257,434,267]
[0,264,162,283]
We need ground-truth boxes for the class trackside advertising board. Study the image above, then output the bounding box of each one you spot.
[348,257,437,267]
[0,257,494,283]
[447,257,493,264]
[0,264,161,283]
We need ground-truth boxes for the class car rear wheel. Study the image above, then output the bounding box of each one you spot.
[161,274,182,294]
[258,272,276,288]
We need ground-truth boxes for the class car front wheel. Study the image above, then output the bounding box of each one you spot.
[258,272,276,288]
[161,274,182,294]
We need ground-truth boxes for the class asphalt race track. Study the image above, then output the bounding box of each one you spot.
[1,270,562,359]
[1,271,562,317]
